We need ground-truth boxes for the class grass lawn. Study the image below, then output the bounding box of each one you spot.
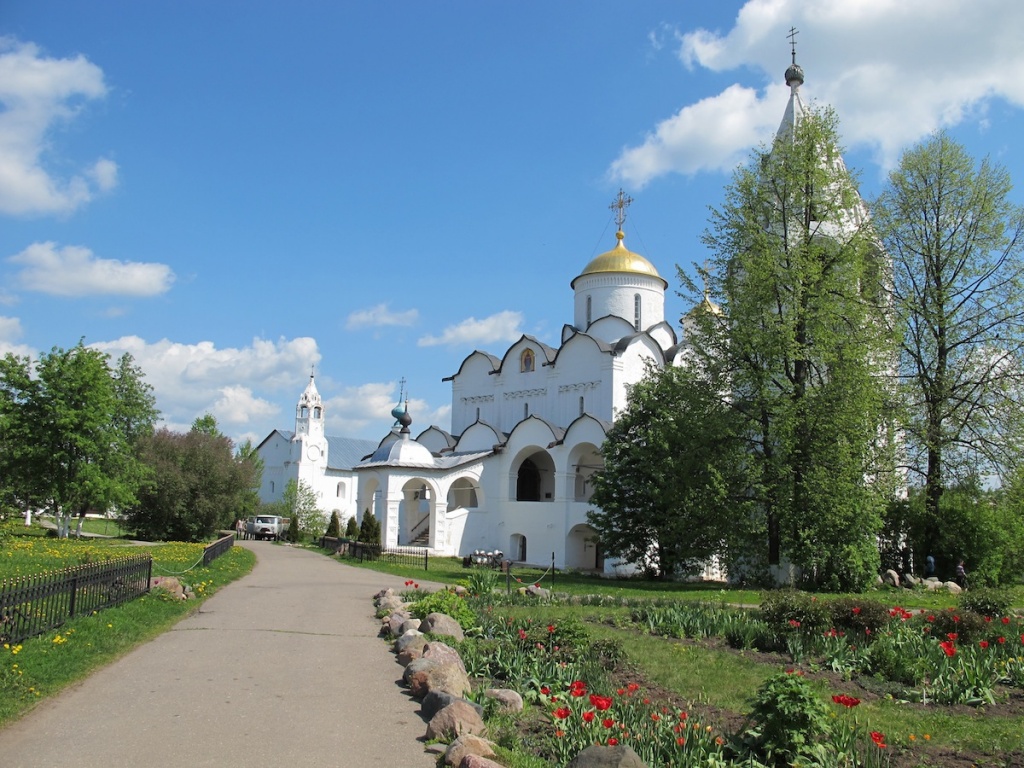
[0,530,255,728]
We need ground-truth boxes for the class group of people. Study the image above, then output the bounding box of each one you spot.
[924,553,969,589]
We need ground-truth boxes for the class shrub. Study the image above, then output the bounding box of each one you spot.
[827,597,891,636]
[738,671,832,767]
[344,516,359,538]
[959,587,1013,618]
[410,588,478,631]
[325,511,341,538]
[926,608,990,643]
[758,590,830,636]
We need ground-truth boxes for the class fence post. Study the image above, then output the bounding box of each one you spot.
[68,572,79,619]
[551,552,555,591]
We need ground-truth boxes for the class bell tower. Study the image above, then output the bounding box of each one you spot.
[294,371,328,470]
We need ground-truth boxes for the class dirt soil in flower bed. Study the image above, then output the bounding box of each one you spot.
[518,633,1024,768]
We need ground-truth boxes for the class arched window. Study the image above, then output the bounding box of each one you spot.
[634,294,642,331]
[521,348,535,372]
[300,406,308,418]
[313,407,321,418]
[586,296,592,326]
[270,481,275,494]
[516,459,541,501]
[336,481,345,498]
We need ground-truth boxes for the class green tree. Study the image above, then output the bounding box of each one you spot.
[281,479,322,542]
[234,439,264,523]
[871,133,1024,554]
[886,479,1024,587]
[693,106,895,589]
[325,510,341,538]
[0,343,157,538]
[128,424,259,542]
[358,507,380,544]
[344,515,360,539]
[587,364,750,579]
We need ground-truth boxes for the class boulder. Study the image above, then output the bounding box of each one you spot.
[881,569,900,588]
[421,612,465,642]
[387,610,413,637]
[395,629,426,654]
[404,658,472,699]
[396,634,430,666]
[566,744,648,768]
[483,688,523,713]
[400,617,422,634]
[377,594,406,614]
[460,755,505,768]
[526,584,551,599]
[425,701,486,741]
[422,690,484,721]
[944,581,962,594]
[903,573,919,587]
[423,641,467,674]
[443,734,496,767]
[150,576,186,600]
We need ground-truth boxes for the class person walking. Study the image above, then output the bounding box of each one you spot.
[955,560,969,589]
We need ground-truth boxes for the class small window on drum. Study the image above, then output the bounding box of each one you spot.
[634,294,641,331]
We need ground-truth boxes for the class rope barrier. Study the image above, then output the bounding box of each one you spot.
[151,553,207,577]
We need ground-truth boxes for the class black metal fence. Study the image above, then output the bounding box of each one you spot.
[345,541,429,570]
[0,554,152,646]
[202,533,234,566]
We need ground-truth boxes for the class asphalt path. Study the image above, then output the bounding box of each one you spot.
[0,541,441,768]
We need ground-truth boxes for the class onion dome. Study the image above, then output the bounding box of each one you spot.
[573,230,666,288]
[785,63,804,87]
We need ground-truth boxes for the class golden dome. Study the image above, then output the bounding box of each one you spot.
[575,230,666,287]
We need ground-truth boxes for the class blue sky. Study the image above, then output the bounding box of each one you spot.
[2,0,1023,446]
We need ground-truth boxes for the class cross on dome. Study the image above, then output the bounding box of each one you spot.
[609,188,633,230]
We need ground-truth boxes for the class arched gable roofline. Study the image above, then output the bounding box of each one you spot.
[612,331,668,364]
[548,414,611,452]
[417,425,456,454]
[587,314,638,339]
[646,320,678,346]
[494,334,558,374]
[453,420,504,452]
[547,330,614,368]
[561,413,612,445]
[506,414,564,447]
[443,350,501,382]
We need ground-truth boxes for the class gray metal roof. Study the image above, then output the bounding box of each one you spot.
[274,431,379,470]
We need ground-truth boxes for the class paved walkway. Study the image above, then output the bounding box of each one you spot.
[0,541,441,768]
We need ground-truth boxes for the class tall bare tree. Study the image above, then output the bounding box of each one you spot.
[872,133,1024,548]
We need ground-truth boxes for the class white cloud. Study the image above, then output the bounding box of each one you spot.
[211,385,280,427]
[611,0,1024,185]
[345,303,419,330]
[90,335,320,440]
[0,314,34,358]
[418,310,523,348]
[0,38,116,216]
[9,241,175,297]
[324,382,451,437]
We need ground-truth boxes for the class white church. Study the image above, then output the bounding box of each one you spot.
[256,189,683,573]
[257,49,865,575]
